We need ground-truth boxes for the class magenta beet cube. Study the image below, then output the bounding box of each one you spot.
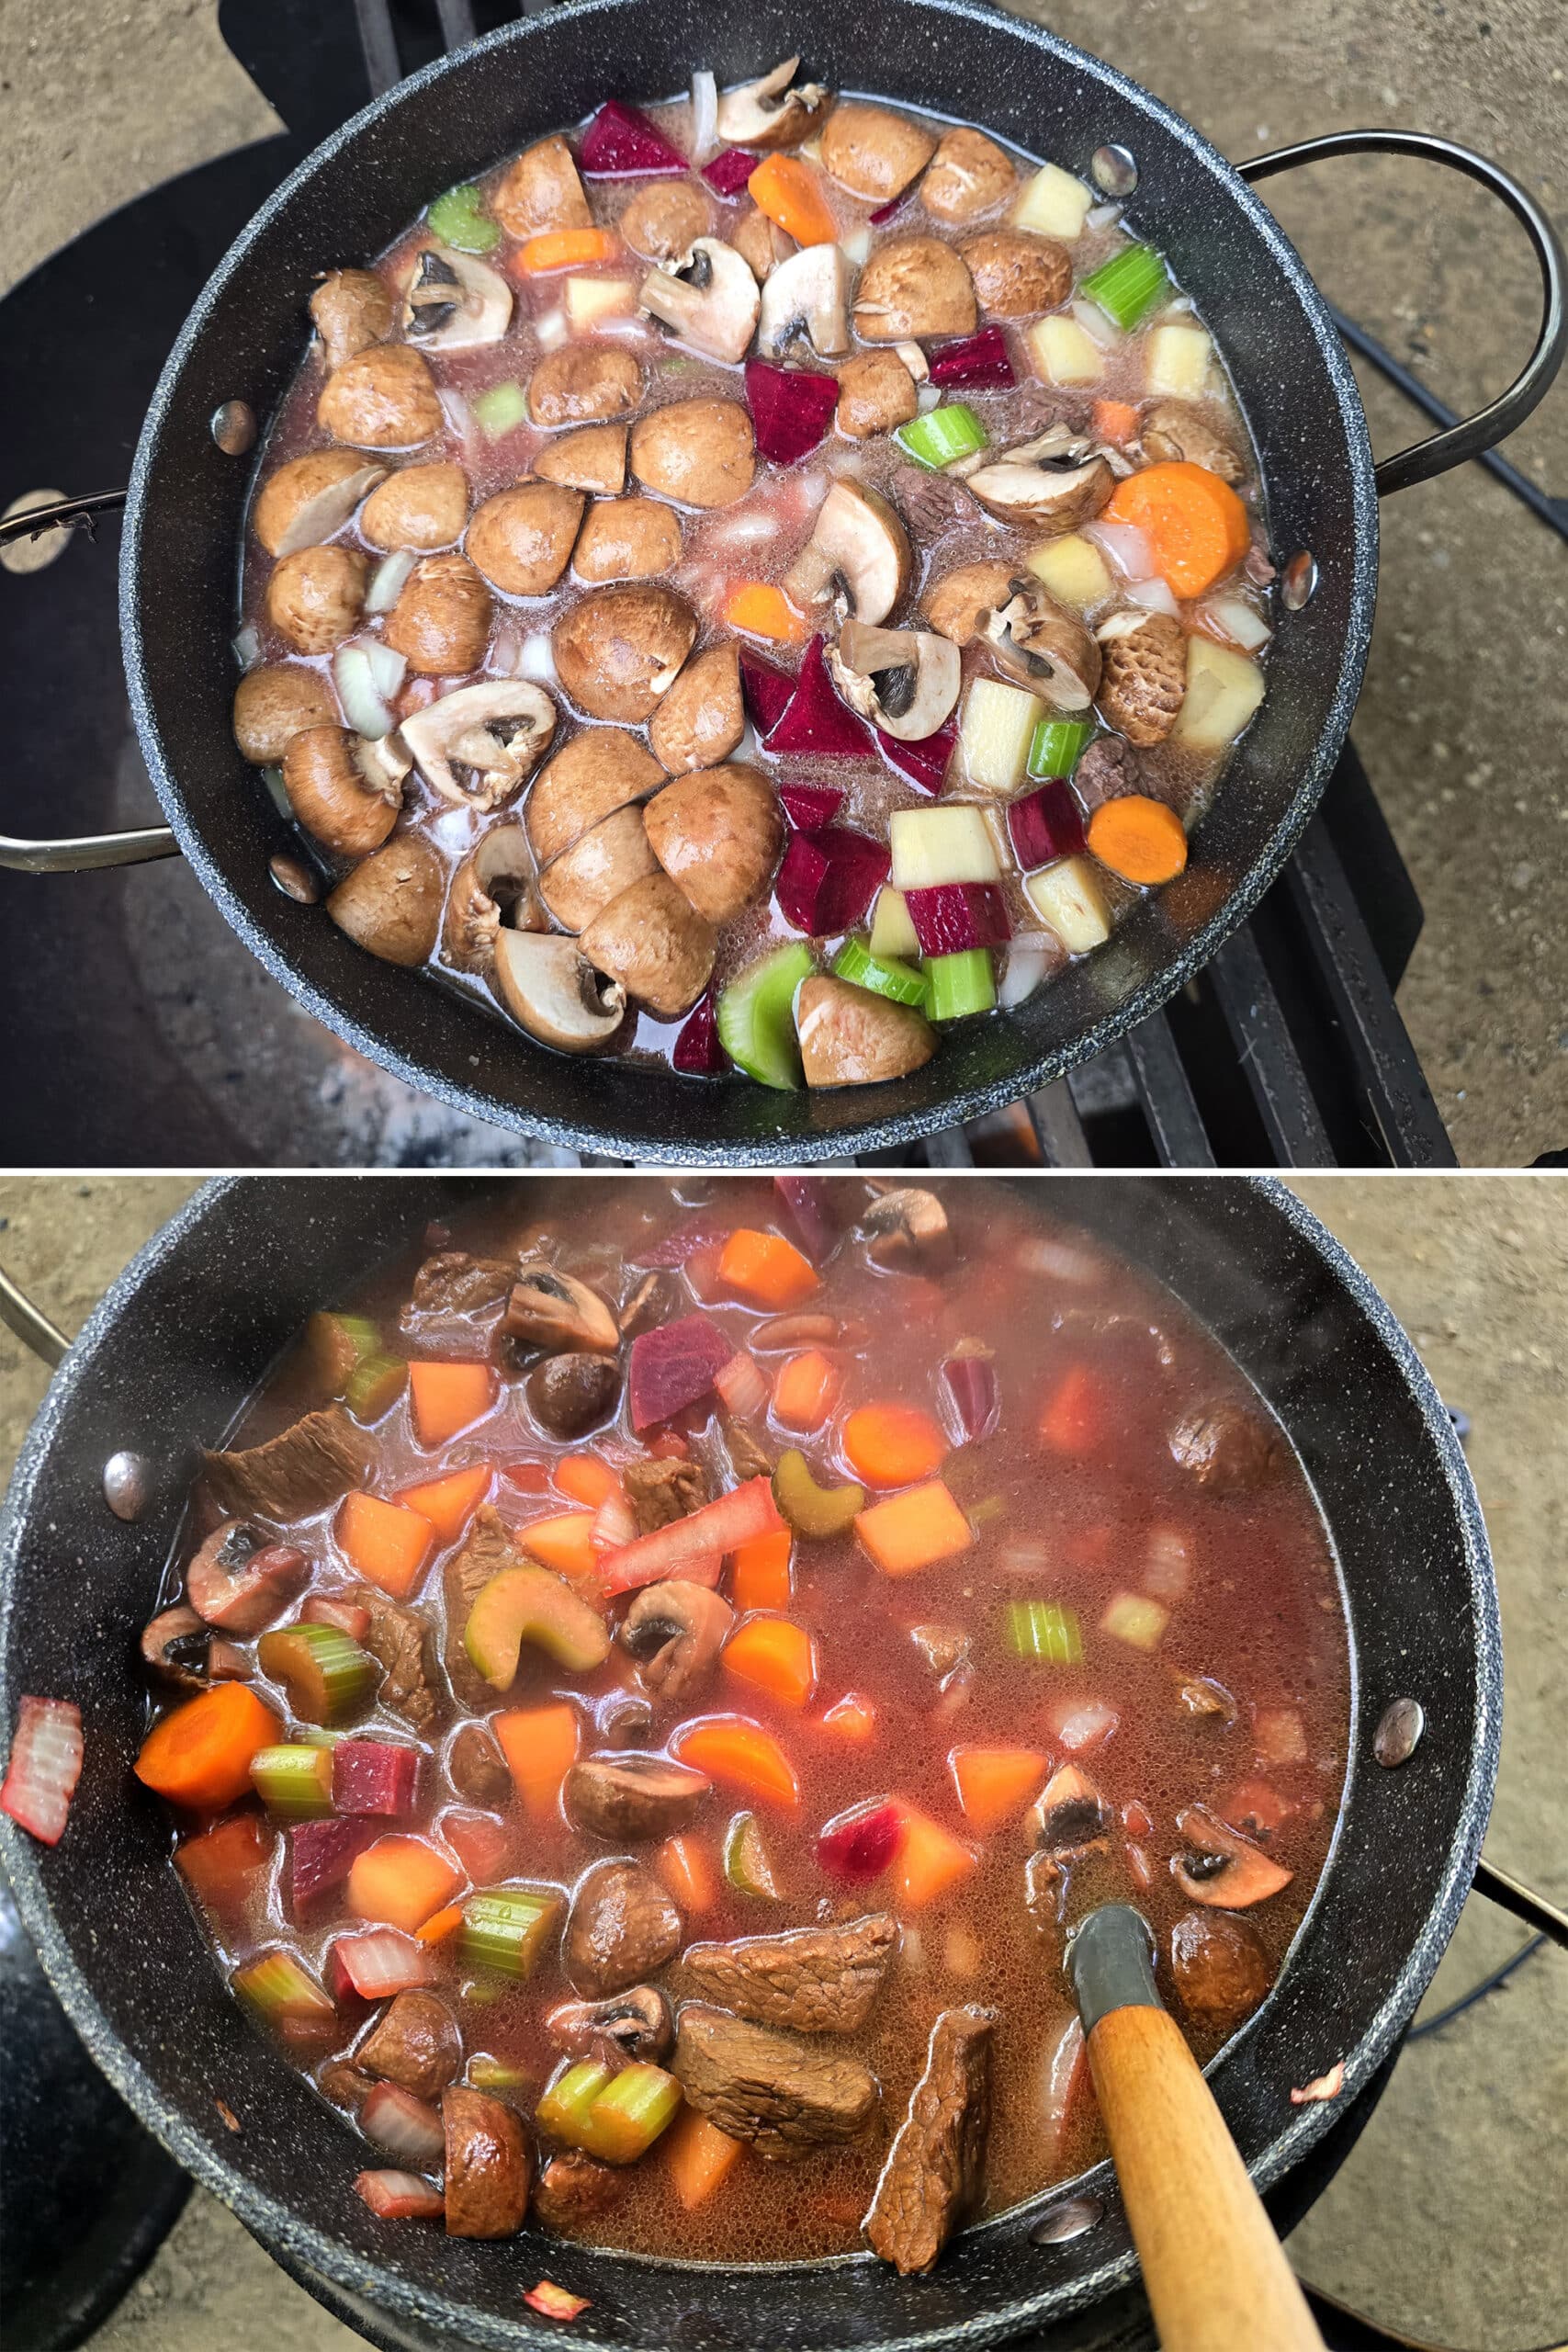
[333,1740,420,1819]
[763,637,875,758]
[628,1314,735,1430]
[739,650,797,741]
[703,146,760,198]
[672,991,728,1077]
[875,715,957,797]
[1008,779,1088,869]
[778,784,845,832]
[744,359,840,466]
[905,882,1012,956]
[775,828,889,935]
[630,1215,731,1269]
[942,1353,1001,1442]
[288,1816,378,1919]
[928,326,1015,389]
[775,831,832,933]
[774,1177,839,1263]
[818,1799,901,1883]
[579,100,688,176]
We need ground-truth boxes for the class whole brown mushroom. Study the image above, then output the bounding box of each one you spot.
[327,831,445,967]
[1140,401,1247,484]
[360,461,470,552]
[384,553,493,674]
[644,764,783,924]
[526,729,664,865]
[629,399,754,509]
[465,482,585,597]
[537,802,659,933]
[835,350,919,441]
[317,344,443,448]
[730,205,795,284]
[581,871,716,1019]
[960,229,1071,318]
[253,449,386,559]
[919,127,1016,223]
[853,238,976,342]
[572,496,682,584]
[533,424,628,496]
[282,725,405,857]
[309,267,394,373]
[232,664,339,763]
[1169,1910,1273,2034]
[552,583,696,723]
[493,135,592,240]
[796,975,936,1087]
[1096,610,1188,747]
[922,560,1017,647]
[620,180,714,261]
[819,102,936,203]
[648,642,744,774]
[527,345,644,429]
[265,545,368,654]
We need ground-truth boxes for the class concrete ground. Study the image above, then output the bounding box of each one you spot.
[0,1,1564,1159]
[0,1174,1562,2349]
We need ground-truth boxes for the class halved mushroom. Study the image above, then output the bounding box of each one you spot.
[565,1754,713,1842]
[861,1186,948,1262]
[757,243,852,359]
[1141,401,1245,484]
[828,620,961,741]
[1171,1805,1293,1908]
[525,729,663,865]
[232,664,339,763]
[819,102,936,204]
[402,244,513,350]
[643,763,783,924]
[649,642,744,775]
[1029,1762,1110,1856]
[620,180,714,263]
[282,724,405,857]
[629,400,755,509]
[959,228,1071,318]
[796,976,937,1087]
[552,584,697,723]
[963,426,1114,534]
[442,824,543,970]
[546,1984,673,2065]
[716,55,829,153]
[572,495,682,585]
[528,345,645,429]
[265,545,369,654]
[1096,609,1187,746]
[187,1524,310,1634]
[921,560,1016,649]
[465,481,586,597]
[834,349,919,441]
[493,134,592,240]
[384,551,493,674]
[640,239,761,366]
[317,344,443,449]
[619,1579,734,1705]
[253,449,387,559]
[580,871,716,1018]
[731,205,795,284]
[853,237,976,342]
[310,267,394,374]
[784,480,911,628]
[919,127,1016,224]
[327,831,445,967]
[533,424,629,497]
[538,801,659,932]
[492,930,627,1052]
[360,460,470,553]
[141,1604,217,1689]
[983,581,1100,710]
[401,680,557,810]
[506,1264,621,1354]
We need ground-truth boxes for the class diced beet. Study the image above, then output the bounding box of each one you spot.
[288,1816,378,1918]
[868,197,903,226]
[942,1353,1000,1442]
[703,146,761,198]
[743,359,840,466]
[739,650,797,741]
[673,990,728,1077]
[875,716,957,797]
[774,1177,840,1263]
[627,1314,735,1431]
[579,100,688,177]
[763,637,875,758]
[928,325,1016,389]
[776,828,889,935]
[775,831,832,933]
[1008,779,1088,869]
[333,1740,420,1819]
[778,784,844,831]
[630,1216,732,1269]
[905,882,1012,956]
[818,1799,902,1883]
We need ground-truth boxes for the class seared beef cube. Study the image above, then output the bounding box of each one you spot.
[1168,1398,1280,1496]
[399,1250,517,1358]
[203,1405,373,1521]
[533,2148,623,2233]
[622,1454,708,1534]
[442,2084,531,2238]
[673,2005,878,2160]
[353,1585,446,1736]
[357,1989,462,2099]
[863,2005,995,2274]
[681,1914,898,2034]
[566,1860,682,1996]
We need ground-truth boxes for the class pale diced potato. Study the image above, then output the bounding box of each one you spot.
[1145,322,1213,399]
[1025,857,1111,954]
[890,805,1001,890]
[869,886,920,962]
[566,276,637,330]
[1027,533,1114,609]
[959,677,1045,794]
[1028,315,1103,388]
[1013,161,1093,240]
[1172,635,1266,752]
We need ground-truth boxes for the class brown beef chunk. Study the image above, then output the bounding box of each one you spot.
[1168,1398,1280,1496]
[566,1860,682,1996]
[673,2005,878,2160]
[444,1505,517,1708]
[718,1419,773,1485]
[681,1914,898,2034]
[442,2084,531,2238]
[353,1585,446,1736]
[622,1453,708,1534]
[203,1406,372,1521]
[357,1990,462,2099]
[399,1250,516,1358]
[532,2149,623,2233]
[863,2005,995,2274]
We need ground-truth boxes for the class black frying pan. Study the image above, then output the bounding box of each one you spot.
[3,1173,1559,2352]
[0,2,1562,1162]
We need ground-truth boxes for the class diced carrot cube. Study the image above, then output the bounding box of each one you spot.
[347,1836,463,1932]
[949,1745,1049,1831]
[336,1491,435,1600]
[395,1464,492,1544]
[890,1803,976,1909]
[673,1716,799,1809]
[820,1692,878,1743]
[842,1403,947,1489]
[722,582,807,645]
[854,1480,973,1577]
[408,1361,498,1447]
[655,1832,717,1915]
[494,1702,580,1822]
[556,1454,621,1510]
[517,1511,598,1581]
[723,1613,817,1710]
[771,1350,840,1434]
[666,2108,745,2210]
[513,226,622,275]
[1039,1364,1104,1453]
[415,1901,466,1947]
[716,1229,820,1310]
[729,1527,793,1614]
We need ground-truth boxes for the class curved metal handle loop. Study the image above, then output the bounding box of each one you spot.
[1239,131,1566,497]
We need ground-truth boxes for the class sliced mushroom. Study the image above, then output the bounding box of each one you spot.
[492,930,627,1052]
[963,426,1114,534]
[528,345,645,429]
[983,581,1100,710]
[730,204,795,284]
[853,237,976,342]
[187,1525,310,1633]
[1141,401,1246,484]
[835,349,919,441]
[921,560,1016,648]
[649,641,744,775]
[861,1186,948,1262]
[401,680,556,810]
[581,870,716,1019]
[829,620,961,741]
[919,127,1016,224]
[785,480,911,628]
[959,229,1071,318]
[565,1754,713,1842]
[401,243,513,350]
[282,724,403,857]
[538,801,659,931]
[619,1580,734,1705]
[465,481,586,597]
[526,729,663,865]
[643,763,783,923]
[506,1264,621,1354]
[1171,1805,1293,1908]
[819,102,936,203]
[552,584,697,723]
[265,545,368,654]
[384,552,493,674]
[327,832,445,967]
[493,134,592,240]
[141,1604,216,1689]
[232,664,339,764]
[441,824,543,970]
[253,449,387,560]
[640,239,761,366]
[572,495,682,585]
[546,1984,673,2065]
[360,460,470,553]
[317,344,443,449]
[716,55,829,153]
[1096,609,1187,745]
[533,424,629,497]
[1029,1762,1110,1856]
[620,180,715,263]
[796,976,937,1088]
[757,243,852,360]
[310,268,394,374]
[629,399,755,509]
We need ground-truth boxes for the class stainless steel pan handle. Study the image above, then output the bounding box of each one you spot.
[1239,130,1567,498]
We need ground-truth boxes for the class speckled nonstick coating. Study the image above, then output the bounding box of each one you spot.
[0,1178,1497,2348]
[119,0,1378,1160]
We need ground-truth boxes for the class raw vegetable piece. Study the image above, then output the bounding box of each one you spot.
[1027,533,1113,610]
[302,1311,382,1398]
[1046,1696,1120,1755]
[1040,1363,1105,1452]
[775,828,890,937]
[724,581,808,645]
[288,1815,379,1916]
[567,274,637,328]
[666,2108,745,2210]
[817,1796,901,1883]
[833,935,929,1009]
[1093,398,1141,447]
[1171,634,1265,752]
[925,949,996,1023]
[495,1702,582,1825]
[673,990,728,1077]
[361,2080,446,2164]
[739,649,797,739]
[715,1350,769,1420]
[463,1566,610,1691]
[869,886,921,963]
[473,382,527,440]
[427,182,501,254]
[1145,321,1213,400]
[773,1172,840,1262]
[763,637,875,757]
[704,146,761,198]
[333,1738,421,1818]
[928,325,1015,388]
[515,227,621,274]
[905,882,1010,956]
[337,1492,435,1601]
[1253,1708,1308,1768]
[1041,2016,1090,2155]
[417,1901,466,1947]
[524,2280,592,2322]
[1087,795,1188,886]
[1101,1590,1169,1652]
[334,1928,436,2000]
[724,1614,818,1710]
[1013,160,1093,241]
[442,1807,513,1884]
[893,403,989,470]
[587,2064,683,2163]
[771,1350,841,1435]
[960,675,1046,794]
[504,1462,551,1495]
[875,715,957,797]
[672,1716,800,1809]
[555,1455,620,1510]
[1103,460,1249,599]
[408,1361,498,1447]
[518,1512,599,1581]
[344,1351,408,1423]
[1081,242,1170,332]
[717,1228,819,1310]
[355,2169,446,2222]
[134,1682,280,1810]
[599,1476,784,1597]
[1,1695,83,1844]
[251,1741,335,1819]
[1010,780,1088,870]
[175,1814,273,1913]
[395,1464,491,1545]
[724,1808,783,1896]
[950,1746,1049,1831]
[538,2060,614,2143]
[1005,1599,1082,1665]
[773,1449,863,1540]
[731,1525,795,1611]
[748,153,838,246]
[1025,858,1111,955]
[942,1353,1000,1441]
[302,1592,373,1640]
[657,1831,717,1913]
[744,359,840,466]
[258,1622,378,1724]
[1026,717,1095,781]
[855,1479,974,1577]
[233,1949,335,2028]
[843,1403,947,1489]
[716,940,815,1091]
[627,1313,735,1430]
[462,1885,564,1977]
[348,1835,463,1932]
[580,99,688,177]
[820,1691,878,1742]
[889,1802,977,1909]
[1029,313,1103,388]
[889,805,1000,891]
[778,783,844,831]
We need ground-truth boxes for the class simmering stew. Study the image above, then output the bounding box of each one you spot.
[134,1180,1347,2276]
[235,61,1275,1093]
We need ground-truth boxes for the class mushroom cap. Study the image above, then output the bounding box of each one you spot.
[441,823,540,970]
[963,430,1115,534]
[819,101,937,203]
[264,544,368,654]
[232,663,340,764]
[829,620,962,741]
[1140,401,1247,484]
[253,448,386,560]
[327,831,445,967]
[401,678,557,809]
[648,641,744,774]
[317,343,444,448]
[282,724,403,857]
[401,243,513,351]
[757,243,852,360]
[533,424,629,497]
[580,870,716,1019]
[629,399,756,510]
[788,479,912,628]
[309,268,394,374]
[465,481,586,597]
[716,56,829,153]
[862,1185,949,1259]
[572,495,683,584]
[730,205,795,284]
[796,975,937,1087]
[526,729,664,865]
[538,801,659,932]
[960,228,1071,319]
[493,134,592,241]
[835,349,919,441]
[853,237,976,342]
[565,1754,714,1842]
[619,1579,735,1705]
[620,179,716,262]
[639,239,761,366]
[919,127,1017,224]
[644,763,784,925]
[360,460,470,552]
[921,559,1017,646]
[493,929,627,1052]
[984,581,1101,709]
[1096,609,1187,745]
[384,551,494,673]
[552,583,697,723]
[527,343,645,428]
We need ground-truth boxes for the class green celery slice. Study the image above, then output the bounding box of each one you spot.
[894,403,989,470]
[461,1887,563,1978]
[343,1350,407,1423]
[232,1949,333,2026]
[256,1622,378,1724]
[1026,718,1095,780]
[428,184,502,254]
[925,949,997,1022]
[473,381,527,439]
[716,942,815,1091]
[1081,243,1171,332]
[1006,1599,1082,1665]
[302,1311,383,1398]
[249,1742,334,1819]
[833,935,930,1009]
[583,2064,682,2162]
[536,2060,613,2147]
[724,1810,782,1898]
[773,1449,864,1539]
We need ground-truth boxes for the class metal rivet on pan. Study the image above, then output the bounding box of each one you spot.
[210,401,257,456]
[1281,549,1318,610]
[1374,1697,1425,1768]
[269,852,320,906]
[103,1452,152,1522]
[1091,144,1138,197]
[1033,2194,1103,2244]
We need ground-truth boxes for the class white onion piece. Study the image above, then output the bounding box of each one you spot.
[1204,594,1271,652]
[689,70,718,164]
[489,618,524,675]
[840,226,873,266]
[364,639,407,697]
[518,631,557,685]
[705,507,776,548]
[1085,201,1122,232]
[333,644,395,739]
[1084,517,1153,578]
[535,308,569,351]
[917,383,942,413]
[998,938,1050,1009]
[365,548,416,614]
[437,386,475,445]
[360,2083,445,2165]
[231,623,261,672]
[999,1536,1053,1577]
[431,808,475,853]
[1069,296,1118,347]
[1126,574,1180,617]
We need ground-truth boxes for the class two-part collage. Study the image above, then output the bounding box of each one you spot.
[1,5,1563,2351]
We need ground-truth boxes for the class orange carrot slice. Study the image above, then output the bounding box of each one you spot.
[408,1361,497,1447]
[854,1479,973,1577]
[556,1454,621,1510]
[722,582,807,644]
[717,1229,819,1309]
[396,1464,492,1544]
[134,1684,280,1811]
[1092,398,1140,447]
[1087,795,1189,886]
[1038,1364,1104,1453]
[347,1836,463,1932]
[666,2108,745,2210]
[730,1526,793,1614]
[723,1614,817,1710]
[655,1832,717,1915]
[336,1492,435,1600]
[516,1511,598,1581]
[950,1745,1050,1830]
[842,1403,948,1489]
[495,1701,581,1821]
[771,1350,840,1434]
[1103,460,1250,598]
[890,1802,976,1909]
[748,153,838,246]
[673,1716,800,1809]
[514,226,621,274]
[415,1901,466,1947]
